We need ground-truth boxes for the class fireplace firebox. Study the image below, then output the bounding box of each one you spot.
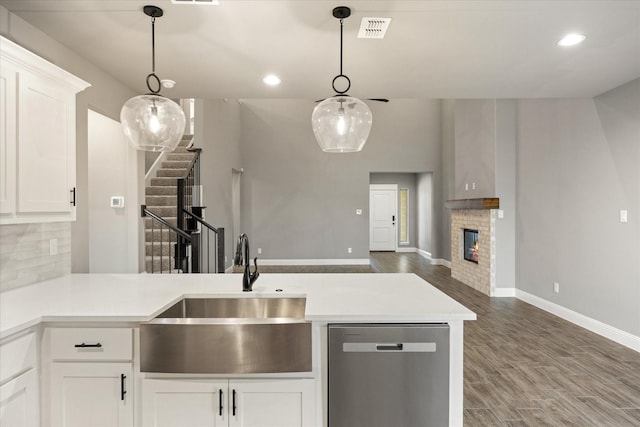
[463,229,479,264]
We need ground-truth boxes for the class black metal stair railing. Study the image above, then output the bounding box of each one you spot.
[141,205,193,273]
[176,148,225,273]
[183,207,225,273]
[142,144,226,274]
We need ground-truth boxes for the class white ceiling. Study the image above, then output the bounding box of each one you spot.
[3,0,640,100]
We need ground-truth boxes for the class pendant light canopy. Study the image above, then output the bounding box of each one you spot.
[120,5,185,152]
[312,6,372,153]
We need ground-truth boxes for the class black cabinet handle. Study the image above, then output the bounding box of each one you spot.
[74,342,102,348]
[121,374,126,401]
[70,187,76,206]
[219,389,224,416]
[232,389,237,416]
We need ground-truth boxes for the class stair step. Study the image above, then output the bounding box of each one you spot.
[161,160,191,169]
[166,153,194,161]
[145,256,182,273]
[157,169,185,178]
[146,242,175,256]
[145,216,177,229]
[145,195,176,206]
[150,177,178,187]
[146,229,178,242]
[146,186,177,196]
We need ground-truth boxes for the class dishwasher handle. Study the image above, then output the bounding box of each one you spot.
[343,342,436,353]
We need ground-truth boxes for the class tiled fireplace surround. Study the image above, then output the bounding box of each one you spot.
[449,200,498,296]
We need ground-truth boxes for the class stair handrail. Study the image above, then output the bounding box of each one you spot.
[141,205,192,240]
[182,208,219,234]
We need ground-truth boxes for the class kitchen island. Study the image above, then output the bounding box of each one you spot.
[0,273,475,426]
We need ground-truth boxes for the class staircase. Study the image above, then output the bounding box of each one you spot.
[144,136,195,273]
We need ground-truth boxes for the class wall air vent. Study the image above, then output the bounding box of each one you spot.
[170,0,219,5]
[357,17,392,39]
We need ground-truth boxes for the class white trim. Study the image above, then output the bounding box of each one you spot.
[516,289,640,353]
[258,259,370,266]
[431,258,452,268]
[491,287,516,297]
[416,248,431,259]
[396,247,417,253]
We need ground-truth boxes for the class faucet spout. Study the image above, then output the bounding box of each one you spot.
[234,233,259,292]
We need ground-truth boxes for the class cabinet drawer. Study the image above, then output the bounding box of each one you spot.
[49,328,132,361]
[0,332,36,384]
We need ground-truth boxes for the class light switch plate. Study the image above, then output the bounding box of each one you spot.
[620,210,628,223]
[110,196,125,208]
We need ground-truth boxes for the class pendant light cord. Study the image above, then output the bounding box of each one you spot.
[146,15,161,94]
[332,16,351,94]
[339,18,343,76]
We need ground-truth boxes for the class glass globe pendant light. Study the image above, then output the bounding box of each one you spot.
[120,5,185,152]
[312,6,372,153]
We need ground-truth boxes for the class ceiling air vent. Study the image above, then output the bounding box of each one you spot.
[357,17,392,39]
[170,0,219,5]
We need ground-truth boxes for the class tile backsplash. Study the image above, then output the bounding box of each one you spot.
[0,222,71,292]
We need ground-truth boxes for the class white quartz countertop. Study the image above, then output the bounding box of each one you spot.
[0,273,476,339]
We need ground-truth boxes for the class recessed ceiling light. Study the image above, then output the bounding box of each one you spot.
[263,74,281,86]
[161,79,176,89]
[557,33,586,47]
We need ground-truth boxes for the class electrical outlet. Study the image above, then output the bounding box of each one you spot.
[348,247,352,254]
[472,182,476,190]
[49,239,58,256]
[257,248,262,255]
[553,282,560,294]
[465,183,469,191]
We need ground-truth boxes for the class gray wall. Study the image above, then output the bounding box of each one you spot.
[494,100,517,289]
[441,100,456,261]
[88,110,142,273]
[517,79,640,336]
[369,173,418,249]
[194,99,242,271]
[238,99,443,260]
[0,6,139,275]
[454,100,497,199]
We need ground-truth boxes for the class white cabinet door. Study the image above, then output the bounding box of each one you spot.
[17,70,75,216]
[0,369,38,427]
[0,35,89,224]
[141,378,227,427]
[50,362,133,427]
[0,58,17,215]
[230,379,315,427]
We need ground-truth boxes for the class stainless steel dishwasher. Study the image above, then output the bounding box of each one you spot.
[328,324,449,427]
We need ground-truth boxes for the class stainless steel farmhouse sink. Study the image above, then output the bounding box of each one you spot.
[140,297,312,374]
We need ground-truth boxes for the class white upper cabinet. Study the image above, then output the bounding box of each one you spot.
[0,36,90,224]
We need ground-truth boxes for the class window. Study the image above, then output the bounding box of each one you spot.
[399,188,409,244]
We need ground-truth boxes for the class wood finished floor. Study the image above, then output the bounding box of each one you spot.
[260,252,640,426]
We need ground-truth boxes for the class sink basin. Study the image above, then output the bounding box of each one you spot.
[140,297,312,374]
[155,297,307,319]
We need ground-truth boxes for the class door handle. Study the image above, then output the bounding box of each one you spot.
[232,389,237,416]
[120,374,126,401]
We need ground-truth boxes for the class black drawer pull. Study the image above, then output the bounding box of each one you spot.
[74,342,102,348]
[219,389,224,416]
[121,374,127,401]
[232,389,237,416]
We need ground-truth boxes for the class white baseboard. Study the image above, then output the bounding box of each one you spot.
[431,258,452,268]
[258,259,370,266]
[516,289,640,353]
[396,246,417,253]
[416,248,431,259]
[491,287,516,297]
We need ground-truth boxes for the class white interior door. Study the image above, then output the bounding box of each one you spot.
[369,184,397,251]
